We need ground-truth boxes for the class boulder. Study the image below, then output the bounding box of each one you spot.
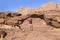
[51,21,60,28]
[6,19,18,25]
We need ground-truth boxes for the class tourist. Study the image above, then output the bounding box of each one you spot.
[28,18,33,31]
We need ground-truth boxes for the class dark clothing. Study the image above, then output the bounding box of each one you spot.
[28,20,32,24]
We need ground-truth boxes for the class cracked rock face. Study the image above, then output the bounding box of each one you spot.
[0,11,60,29]
[44,12,60,28]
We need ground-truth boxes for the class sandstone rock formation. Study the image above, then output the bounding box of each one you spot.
[0,2,60,40]
[0,2,60,29]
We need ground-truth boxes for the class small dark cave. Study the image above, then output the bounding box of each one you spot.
[3,31,7,38]
[16,14,22,16]
[0,30,7,38]
[48,22,52,25]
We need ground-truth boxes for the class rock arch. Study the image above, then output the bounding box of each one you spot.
[30,14,39,18]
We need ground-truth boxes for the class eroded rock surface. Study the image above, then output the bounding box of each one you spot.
[0,2,60,40]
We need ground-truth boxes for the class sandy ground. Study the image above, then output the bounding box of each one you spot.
[2,27,60,40]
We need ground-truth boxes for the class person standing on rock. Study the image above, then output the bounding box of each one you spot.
[28,18,33,31]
